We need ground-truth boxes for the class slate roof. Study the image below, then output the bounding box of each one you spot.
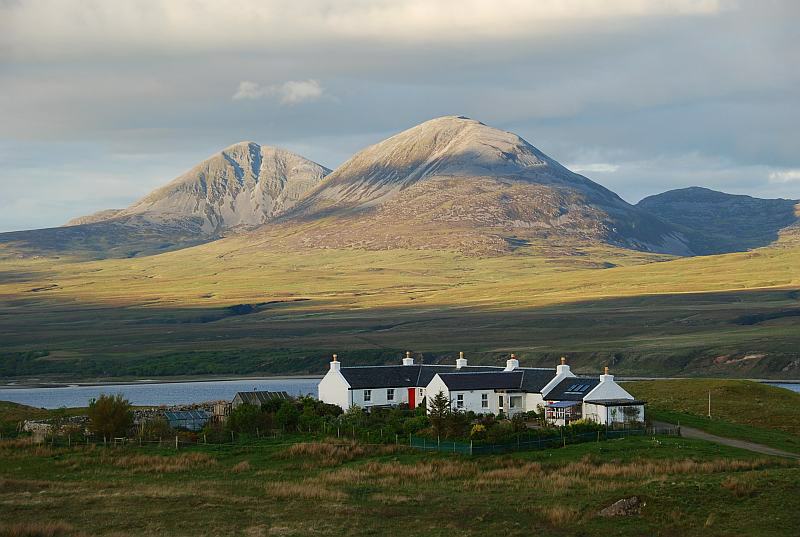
[545,377,601,401]
[339,365,502,389]
[438,371,523,390]
[233,391,291,405]
[338,364,554,390]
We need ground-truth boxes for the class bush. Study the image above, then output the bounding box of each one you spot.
[276,401,300,432]
[227,404,272,434]
[87,394,133,440]
[470,424,487,440]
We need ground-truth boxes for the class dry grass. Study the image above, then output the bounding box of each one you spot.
[721,477,757,498]
[109,452,216,473]
[0,522,79,537]
[541,506,581,527]
[280,439,407,467]
[264,480,347,502]
[231,460,252,473]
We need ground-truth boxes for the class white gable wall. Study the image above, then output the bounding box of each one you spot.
[540,364,576,399]
[425,375,450,408]
[318,367,351,410]
[584,375,634,402]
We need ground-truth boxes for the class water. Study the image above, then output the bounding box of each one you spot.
[767,382,800,394]
[0,378,321,409]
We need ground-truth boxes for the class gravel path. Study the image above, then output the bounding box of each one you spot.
[654,421,800,459]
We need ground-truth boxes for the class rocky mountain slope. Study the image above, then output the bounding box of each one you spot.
[0,143,330,258]
[276,116,693,256]
[638,187,800,254]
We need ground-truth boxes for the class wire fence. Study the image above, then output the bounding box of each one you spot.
[411,426,680,455]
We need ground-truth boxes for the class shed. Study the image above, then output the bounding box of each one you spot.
[231,391,291,408]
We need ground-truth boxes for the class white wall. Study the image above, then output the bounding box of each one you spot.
[350,386,408,408]
[449,389,497,414]
[318,367,351,410]
[583,403,645,425]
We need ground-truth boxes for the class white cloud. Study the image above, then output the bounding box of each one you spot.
[569,163,620,173]
[232,80,324,105]
[1,0,725,60]
[769,169,800,184]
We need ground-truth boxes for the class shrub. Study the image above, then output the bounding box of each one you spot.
[227,404,272,434]
[87,394,132,440]
[470,424,487,440]
[276,401,300,432]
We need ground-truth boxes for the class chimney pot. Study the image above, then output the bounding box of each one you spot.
[560,356,566,365]
[604,366,609,375]
[332,354,338,362]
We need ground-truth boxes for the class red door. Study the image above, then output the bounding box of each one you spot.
[408,388,416,409]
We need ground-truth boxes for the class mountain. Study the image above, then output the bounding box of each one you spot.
[637,187,800,254]
[0,143,330,259]
[275,116,693,256]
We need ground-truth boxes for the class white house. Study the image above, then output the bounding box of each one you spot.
[317,353,644,426]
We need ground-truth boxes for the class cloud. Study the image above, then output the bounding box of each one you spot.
[232,80,324,105]
[769,169,800,184]
[569,163,620,174]
[1,1,725,60]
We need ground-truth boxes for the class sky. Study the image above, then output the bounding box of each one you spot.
[1,0,798,232]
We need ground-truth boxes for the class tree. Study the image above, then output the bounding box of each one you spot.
[88,394,132,440]
[276,401,300,432]
[227,404,271,434]
[428,391,451,437]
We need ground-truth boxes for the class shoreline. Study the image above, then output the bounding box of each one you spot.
[0,374,324,390]
[0,374,798,391]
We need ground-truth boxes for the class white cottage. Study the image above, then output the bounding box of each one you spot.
[317,353,644,426]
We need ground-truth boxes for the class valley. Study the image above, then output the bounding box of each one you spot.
[1,116,798,381]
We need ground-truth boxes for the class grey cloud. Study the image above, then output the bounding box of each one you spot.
[0,0,798,231]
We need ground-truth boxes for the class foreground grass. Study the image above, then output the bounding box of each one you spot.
[628,380,800,454]
[1,435,798,536]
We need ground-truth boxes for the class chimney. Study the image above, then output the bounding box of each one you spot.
[504,353,520,371]
[600,366,613,383]
[403,351,415,366]
[456,351,468,369]
[330,354,341,372]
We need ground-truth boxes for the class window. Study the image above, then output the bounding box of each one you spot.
[418,388,423,397]
[363,390,371,402]
[456,394,464,408]
[498,395,504,408]
[481,393,488,408]
[387,388,395,401]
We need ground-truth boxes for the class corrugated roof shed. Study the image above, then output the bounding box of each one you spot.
[233,391,291,406]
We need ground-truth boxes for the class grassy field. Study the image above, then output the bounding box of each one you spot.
[627,380,800,454]
[1,232,799,380]
[1,434,799,537]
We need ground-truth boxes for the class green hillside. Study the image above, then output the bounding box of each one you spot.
[1,232,799,380]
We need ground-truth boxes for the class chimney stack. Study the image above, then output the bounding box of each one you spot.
[504,353,520,371]
[330,353,341,372]
[456,351,468,369]
[556,356,571,376]
[600,366,613,382]
[402,351,415,366]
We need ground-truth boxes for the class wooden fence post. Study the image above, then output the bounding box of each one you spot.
[175,435,179,450]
